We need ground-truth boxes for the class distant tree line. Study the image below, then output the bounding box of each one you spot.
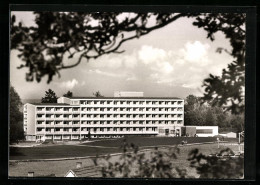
[184,95,244,133]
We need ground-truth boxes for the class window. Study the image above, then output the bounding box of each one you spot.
[196,129,213,134]
[107,128,110,131]
[133,128,136,131]
[55,128,60,132]
[120,128,123,131]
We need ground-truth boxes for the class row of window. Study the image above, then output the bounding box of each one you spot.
[78,100,183,105]
[37,120,183,125]
[37,106,183,112]
[37,127,158,132]
[37,113,183,119]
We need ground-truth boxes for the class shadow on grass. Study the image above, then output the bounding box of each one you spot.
[9,147,25,156]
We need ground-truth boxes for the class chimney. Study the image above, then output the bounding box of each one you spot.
[76,162,82,168]
[28,172,34,177]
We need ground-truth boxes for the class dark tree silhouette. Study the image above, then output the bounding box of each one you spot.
[63,90,73,97]
[41,89,58,103]
[10,12,190,83]
[11,12,245,114]
[10,85,25,143]
[93,91,104,97]
[191,13,246,114]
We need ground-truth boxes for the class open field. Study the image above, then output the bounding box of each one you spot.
[81,136,238,147]
[9,143,242,177]
[10,136,238,160]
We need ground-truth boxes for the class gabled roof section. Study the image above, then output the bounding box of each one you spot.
[65,165,102,177]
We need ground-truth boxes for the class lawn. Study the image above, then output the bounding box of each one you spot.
[10,136,238,160]
[81,136,238,147]
[9,143,242,177]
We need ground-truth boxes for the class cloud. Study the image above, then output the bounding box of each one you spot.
[60,79,79,89]
[180,41,211,66]
[136,42,213,89]
[138,45,167,64]
[126,74,138,81]
[88,69,125,77]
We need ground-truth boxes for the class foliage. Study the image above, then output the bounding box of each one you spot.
[184,95,244,132]
[188,148,244,179]
[11,12,245,114]
[93,91,104,97]
[191,13,245,114]
[63,90,73,97]
[10,12,191,83]
[9,85,25,143]
[94,139,188,178]
[94,140,244,179]
[41,89,58,103]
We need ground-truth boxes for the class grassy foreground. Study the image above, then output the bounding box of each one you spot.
[10,136,238,160]
[9,143,241,177]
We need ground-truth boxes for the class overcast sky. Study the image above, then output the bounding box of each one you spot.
[10,11,234,100]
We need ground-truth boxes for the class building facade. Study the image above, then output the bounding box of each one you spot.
[24,94,184,141]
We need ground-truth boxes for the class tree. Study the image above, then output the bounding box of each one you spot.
[94,139,244,179]
[11,12,245,113]
[94,139,188,178]
[41,89,58,103]
[191,13,245,114]
[188,148,244,179]
[204,108,217,126]
[93,91,104,97]
[10,85,25,143]
[63,90,73,97]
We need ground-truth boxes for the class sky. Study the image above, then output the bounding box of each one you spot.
[10,11,234,100]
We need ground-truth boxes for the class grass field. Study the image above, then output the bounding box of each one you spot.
[10,136,238,160]
[82,136,238,147]
[9,143,241,177]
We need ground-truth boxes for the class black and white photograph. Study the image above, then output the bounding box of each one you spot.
[9,9,249,179]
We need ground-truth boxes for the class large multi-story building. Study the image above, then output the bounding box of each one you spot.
[23,92,184,141]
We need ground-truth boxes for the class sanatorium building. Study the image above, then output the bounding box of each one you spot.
[23,92,218,141]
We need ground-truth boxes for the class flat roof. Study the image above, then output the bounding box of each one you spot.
[69,97,182,100]
[29,103,72,106]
